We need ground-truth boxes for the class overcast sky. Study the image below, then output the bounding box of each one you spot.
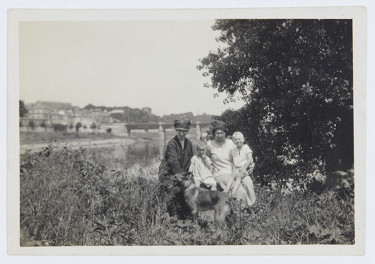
[19,20,245,116]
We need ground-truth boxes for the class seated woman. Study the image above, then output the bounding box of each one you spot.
[206,120,252,210]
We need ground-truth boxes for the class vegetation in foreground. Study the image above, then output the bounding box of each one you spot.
[20,146,354,246]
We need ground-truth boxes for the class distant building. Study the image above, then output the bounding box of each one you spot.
[20,101,113,130]
[109,109,125,115]
[83,108,113,123]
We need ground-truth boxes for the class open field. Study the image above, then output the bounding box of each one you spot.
[20,144,354,246]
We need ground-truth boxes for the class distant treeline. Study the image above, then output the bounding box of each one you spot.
[83,104,213,124]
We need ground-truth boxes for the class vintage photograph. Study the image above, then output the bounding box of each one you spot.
[7,8,366,255]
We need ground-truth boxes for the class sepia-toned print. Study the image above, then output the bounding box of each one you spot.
[8,8,366,255]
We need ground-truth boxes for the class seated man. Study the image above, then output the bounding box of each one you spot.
[158,118,194,219]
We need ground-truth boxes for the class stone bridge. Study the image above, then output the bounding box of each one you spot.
[125,122,211,141]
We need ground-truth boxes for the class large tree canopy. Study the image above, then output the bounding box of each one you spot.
[198,19,353,187]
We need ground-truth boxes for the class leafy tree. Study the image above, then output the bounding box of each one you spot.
[83,104,96,110]
[53,124,67,132]
[199,19,353,187]
[40,120,47,131]
[75,122,82,133]
[19,100,28,117]
[28,120,35,130]
[90,122,97,129]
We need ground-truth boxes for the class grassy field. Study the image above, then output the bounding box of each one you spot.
[20,145,354,246]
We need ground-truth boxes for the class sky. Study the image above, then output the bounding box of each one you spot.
[19,20,245,116]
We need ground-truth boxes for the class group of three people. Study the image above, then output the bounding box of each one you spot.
[159,118,256,219]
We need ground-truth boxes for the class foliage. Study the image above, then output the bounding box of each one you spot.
[40,121,47,128]
[53,124,67,132]
[106,128,112,134]
[75,122,82,133]
[199,19,353,187]
[19,100,28,117]
[160,112,213,124]
[20,146,354,246]
[90,122,97,129]
[28,120,35,130]
[83,104,213,124]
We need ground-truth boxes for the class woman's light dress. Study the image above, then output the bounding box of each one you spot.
[207,139,251,208]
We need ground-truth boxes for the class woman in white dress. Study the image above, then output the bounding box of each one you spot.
[207,120,251,210]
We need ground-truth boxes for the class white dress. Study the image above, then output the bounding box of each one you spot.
[207,139,235,178]
[231,144,252,172]
[189,155,217,187]
[207,139,250,207]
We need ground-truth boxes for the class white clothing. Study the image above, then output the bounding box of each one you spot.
[199,177,217,188]
[231,144,252,169]
[208,139,255,208]
[207,139,235,177]
[189,155,213,181]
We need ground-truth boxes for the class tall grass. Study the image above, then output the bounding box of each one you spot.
[20,145,354,246]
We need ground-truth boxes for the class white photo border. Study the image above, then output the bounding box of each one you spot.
[7,7,366,256]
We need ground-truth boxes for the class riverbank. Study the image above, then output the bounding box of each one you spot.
[20,131,120,144]
[19,145,354,246]
[20,131,149,153]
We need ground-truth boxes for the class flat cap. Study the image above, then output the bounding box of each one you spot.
[174,118,191,131]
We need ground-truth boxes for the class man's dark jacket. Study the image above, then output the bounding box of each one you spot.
[158,135,194,219]
[160,135,194,175]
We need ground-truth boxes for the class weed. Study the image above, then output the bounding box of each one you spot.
[20,145,354,246]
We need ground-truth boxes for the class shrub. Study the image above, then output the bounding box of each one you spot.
[19,145,354,246]
[28,120,35,130]
[75,122,82,132]
[106,128,112,133]
[53,124,67,132]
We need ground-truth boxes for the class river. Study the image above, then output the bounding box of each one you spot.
[20,135,201,170]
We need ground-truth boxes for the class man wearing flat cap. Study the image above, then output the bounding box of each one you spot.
[159,118,194,219]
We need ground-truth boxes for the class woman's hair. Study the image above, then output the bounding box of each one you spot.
[210,120,228,135]
[212,127,227,135]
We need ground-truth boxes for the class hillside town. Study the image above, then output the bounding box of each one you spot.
[19,101,114,133]
[19,101,214,134]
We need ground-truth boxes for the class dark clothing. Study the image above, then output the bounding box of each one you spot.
[159,136,194,219]
[161,135,194,175]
